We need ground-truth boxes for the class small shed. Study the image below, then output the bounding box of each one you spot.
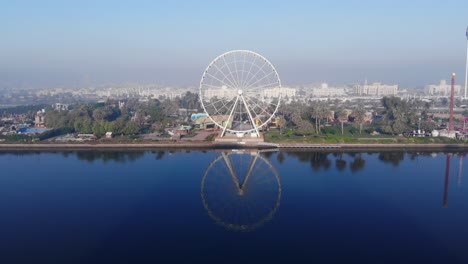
[105,132,113,139]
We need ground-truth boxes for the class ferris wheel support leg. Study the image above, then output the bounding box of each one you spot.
[221,153,241,191]
[242,155,258,189]
[240,95,260,137]
[221,95,240,137]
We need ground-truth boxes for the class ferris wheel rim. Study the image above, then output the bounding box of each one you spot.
[199,50,282,135]
[201,152,282,231]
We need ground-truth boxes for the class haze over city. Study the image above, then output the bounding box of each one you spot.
[1,0,468,88]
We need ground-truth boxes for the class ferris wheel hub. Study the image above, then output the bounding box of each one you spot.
[237,89,243,95]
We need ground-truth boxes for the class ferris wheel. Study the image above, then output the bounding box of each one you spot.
[201,152,281,231]
[199,50,281,137]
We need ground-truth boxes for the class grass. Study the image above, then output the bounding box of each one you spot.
[263,128,465,144]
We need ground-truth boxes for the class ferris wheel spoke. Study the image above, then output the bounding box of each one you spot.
[242,96,263,124]
[243,60,268,90]
[241,55,258,88]
[207,99,234,117]
[222,55,240,88]
[245,93,279,109]
[232,53,241,89]
[248,167,274,185]
[243,94,274,117]
[217,101,237,117]
[206,97,229,106]
[202,83,227,90]
[251,163,273,181]
[208,96,236,110]
[212,63,238,89]
[205,72,236,90]
[211,163,234,182]
[240,52,247,88]
[207,69,236,89]
[220,97,238,115]
[246,81,280,91]
[244,70,276,90]
[207,97,234,117]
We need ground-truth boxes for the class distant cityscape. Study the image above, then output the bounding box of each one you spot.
[1,78,466,107]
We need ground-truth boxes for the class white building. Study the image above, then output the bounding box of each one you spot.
[203,87,238,100]
[53,103,69,111]
[425,80,462,96]
[354,82,398,96]
[311,83,346,97]
[262,87,296,98]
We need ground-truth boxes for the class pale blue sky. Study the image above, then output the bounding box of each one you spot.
[1,0,467,88]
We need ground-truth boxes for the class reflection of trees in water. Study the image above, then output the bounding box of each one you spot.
[284,151,367,172]
[378,152,405,166]
[281,151,468,173]
[335,159,347,171]
[311,153,331,171]
[276,152,285,164]
[350,154,366,173]
[75,151,145,163]
[154,151,165,160]
[285,152,332,171]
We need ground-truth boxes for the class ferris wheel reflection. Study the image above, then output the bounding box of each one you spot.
[201,151,281,231]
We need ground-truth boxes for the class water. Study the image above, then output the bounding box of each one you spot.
[0,150,467,264]
[17,127,49,134]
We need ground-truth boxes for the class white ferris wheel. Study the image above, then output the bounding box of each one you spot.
[199,50,281,137]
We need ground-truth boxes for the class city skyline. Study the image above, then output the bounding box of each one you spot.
[1,0,468,88]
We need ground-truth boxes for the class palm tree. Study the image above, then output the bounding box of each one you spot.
[277,115,286,135]
[310,103,330,134]
[353,107,366,134]
[338,109,348,135]
[310,106,320,134]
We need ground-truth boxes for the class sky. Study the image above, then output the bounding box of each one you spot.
[1,0,468,89]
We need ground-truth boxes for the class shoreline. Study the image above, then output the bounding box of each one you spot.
[0,142,467,151]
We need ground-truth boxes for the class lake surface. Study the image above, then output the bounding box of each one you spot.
[0,150,467,263]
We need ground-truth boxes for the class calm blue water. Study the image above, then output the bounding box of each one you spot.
[0,150,467,264]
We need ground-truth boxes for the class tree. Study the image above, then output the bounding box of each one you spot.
[337,109,348,135]
[352,107,366,134]
[180,91,200,111]
[292,113,315,136]
[277,115,286,135]
[381,96,415,135]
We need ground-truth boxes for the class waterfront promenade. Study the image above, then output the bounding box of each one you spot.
[1,142,467,151]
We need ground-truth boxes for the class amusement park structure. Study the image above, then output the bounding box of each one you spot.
[199,50,281,139]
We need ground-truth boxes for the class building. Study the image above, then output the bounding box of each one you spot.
[53,103,69,111]
[425,80,462,96]
[194,115,232,130]
[34,109,46,127]
[354,82,398,96]
[203,87,237,100]
[311,83,346,97]
[105,132,113,139]
[262,87,296,98]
